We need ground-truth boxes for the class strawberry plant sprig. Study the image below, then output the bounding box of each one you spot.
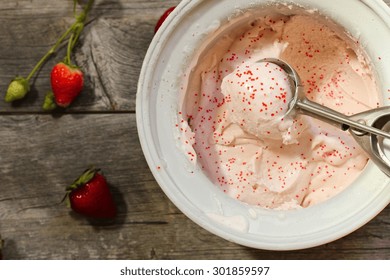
[4,0,94,103]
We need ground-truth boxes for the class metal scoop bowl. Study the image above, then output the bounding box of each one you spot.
[261,58,390,176]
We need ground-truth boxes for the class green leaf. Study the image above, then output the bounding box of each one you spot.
[66,168,98,191]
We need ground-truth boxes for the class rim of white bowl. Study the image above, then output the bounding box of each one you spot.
[136,0,390,250]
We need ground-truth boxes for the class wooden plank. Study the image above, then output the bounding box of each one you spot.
[0,113,389,259]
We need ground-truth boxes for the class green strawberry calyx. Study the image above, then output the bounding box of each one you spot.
[62,167,99,207]
[42,91,57,111]
[58,61,82,72]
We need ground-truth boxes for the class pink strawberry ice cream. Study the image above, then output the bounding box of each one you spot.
[221,61,301,144]
[177,12,379,209]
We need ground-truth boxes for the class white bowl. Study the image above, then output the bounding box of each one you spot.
[136,0,390,250]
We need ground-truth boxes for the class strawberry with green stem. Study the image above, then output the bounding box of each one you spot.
[5,0,94,105]
[45,2,90,109]
[63,168,117,219]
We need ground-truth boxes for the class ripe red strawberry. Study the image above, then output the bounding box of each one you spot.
[154,6,175,33]
[64,168,117,219]
[51,62,84,107]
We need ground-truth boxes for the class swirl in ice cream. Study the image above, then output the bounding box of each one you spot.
[177,12,379,209]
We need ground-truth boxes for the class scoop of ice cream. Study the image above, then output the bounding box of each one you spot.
[221,61,301,143]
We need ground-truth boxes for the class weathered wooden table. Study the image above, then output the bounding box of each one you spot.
[0,0,389,260]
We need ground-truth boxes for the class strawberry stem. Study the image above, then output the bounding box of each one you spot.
[64,32,76,65]
[83,0,95,18]
[64,0,94,66]
[26,24,75,82]
[73,0,77,17]
[26,0,95,81]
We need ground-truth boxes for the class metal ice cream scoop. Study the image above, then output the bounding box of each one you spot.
[260,58,390,176]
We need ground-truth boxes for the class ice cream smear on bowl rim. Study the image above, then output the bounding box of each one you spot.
[177,11,381,210]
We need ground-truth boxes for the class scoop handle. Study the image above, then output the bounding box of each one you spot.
[296,98,390,139]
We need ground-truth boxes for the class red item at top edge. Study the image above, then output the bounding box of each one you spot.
[154,6,176,33]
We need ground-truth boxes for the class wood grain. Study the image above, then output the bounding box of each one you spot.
[0,0,389,260]
[0,0,179,112]
[0,113,389,260]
